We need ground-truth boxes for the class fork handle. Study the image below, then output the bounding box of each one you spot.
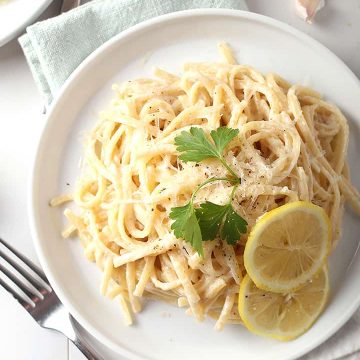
[66,316,104,360]
[71,336,103,360]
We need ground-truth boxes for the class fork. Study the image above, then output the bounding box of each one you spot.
[60,0,82,13]
[0,238,103,360]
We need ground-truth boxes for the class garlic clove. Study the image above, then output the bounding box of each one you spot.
[295,0,325,23]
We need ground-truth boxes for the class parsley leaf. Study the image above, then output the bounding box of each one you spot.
[174,127,218,162]
[174,127,239,164]
[221,205,248,245]
[196,201,247,245]
[170,202,203,256]
[210,127,239,155]
[195,202,228,240]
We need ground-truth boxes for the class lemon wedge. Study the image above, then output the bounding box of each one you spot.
[244,201,331,293]
[238,265,329,341]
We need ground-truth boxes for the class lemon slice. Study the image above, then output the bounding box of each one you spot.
[244,201,331,293]
[238,266,329,341]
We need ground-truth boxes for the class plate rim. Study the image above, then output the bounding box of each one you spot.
[0,0,53,47]
[28,8,360,360]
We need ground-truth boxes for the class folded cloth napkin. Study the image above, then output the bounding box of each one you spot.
[18,0,247,105]
[19,1,360,359]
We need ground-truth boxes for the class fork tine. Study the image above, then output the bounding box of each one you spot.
[0,262,42,300]
[0,276,32,307]
[0,249,49,292]
[0,238,49,283]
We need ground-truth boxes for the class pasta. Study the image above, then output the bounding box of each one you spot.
[52,43,360,329]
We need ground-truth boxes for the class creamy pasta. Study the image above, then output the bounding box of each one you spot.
[52,44,360,329]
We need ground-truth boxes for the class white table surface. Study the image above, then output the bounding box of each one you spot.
[0,0,359,359]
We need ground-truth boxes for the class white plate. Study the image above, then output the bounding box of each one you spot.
[0,0,52,47]
[29,9,360,360]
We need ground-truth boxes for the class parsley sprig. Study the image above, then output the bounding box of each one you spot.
[174,127,239,179]
[169,127,247,256]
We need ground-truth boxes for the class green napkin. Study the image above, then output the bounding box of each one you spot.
[19,0,247,105]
